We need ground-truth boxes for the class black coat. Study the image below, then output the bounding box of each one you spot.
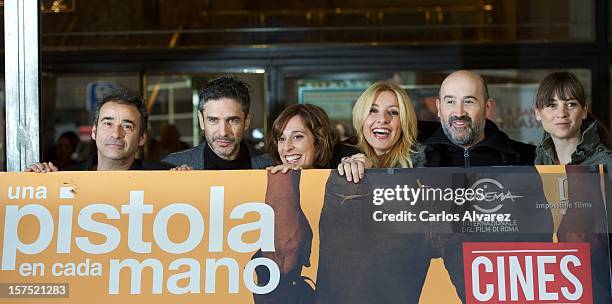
[423,119,535,167]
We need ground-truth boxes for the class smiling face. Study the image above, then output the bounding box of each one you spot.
[363,90,402,156]
[535,95,587,141]
[198,98,250,161]
[92,101,145,165]
[277,115,316,168]
[437,71,491,148]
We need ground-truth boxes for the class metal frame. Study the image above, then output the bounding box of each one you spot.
[4,0,40,171]
[37,41,610,131]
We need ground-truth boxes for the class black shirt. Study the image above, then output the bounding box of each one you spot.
[330,142,362,168]
[203,141,252,170]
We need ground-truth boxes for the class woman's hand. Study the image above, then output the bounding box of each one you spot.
[170,164,193,171]
[337,153,371,183]
[266,164,301,174]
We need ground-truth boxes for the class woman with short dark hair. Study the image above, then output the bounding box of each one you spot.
[267,103,358,172]
[534,71,611,166]
[255,103,358,304]
[534,71,612,302]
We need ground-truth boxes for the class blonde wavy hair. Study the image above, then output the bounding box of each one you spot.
[352,81,418,168]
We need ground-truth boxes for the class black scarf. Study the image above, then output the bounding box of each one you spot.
[203,141,252,170]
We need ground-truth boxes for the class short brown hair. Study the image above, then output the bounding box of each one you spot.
[535,72,586,109]
[267,104,338,168]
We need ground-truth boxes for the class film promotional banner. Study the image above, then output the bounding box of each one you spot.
[0,166,610,303]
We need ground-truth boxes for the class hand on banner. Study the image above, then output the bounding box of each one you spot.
[337,153,371,183]
[170,164,193,171]
[24,162,58,173]
[266,164,300,174]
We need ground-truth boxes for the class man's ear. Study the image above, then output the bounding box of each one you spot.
[139,132,146,148]
[582,104,588,120]
[198,111,205,131]
[435,98,441,119]
[485,98,496,120]
[244,113,251,130]
[91,125,97,141]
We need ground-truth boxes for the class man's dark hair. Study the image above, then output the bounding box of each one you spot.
[93,87,148,136]
[198,76,251,114]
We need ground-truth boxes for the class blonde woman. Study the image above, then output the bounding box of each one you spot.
[317,81,432,304]
[338,81,423,182]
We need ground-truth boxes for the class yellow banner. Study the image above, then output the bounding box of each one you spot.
[0,167,608,303]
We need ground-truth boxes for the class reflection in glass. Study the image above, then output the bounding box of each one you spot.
[40,0,594,49]
[144,72,267,160]
[39,72,267,165]
[40,73,140,168]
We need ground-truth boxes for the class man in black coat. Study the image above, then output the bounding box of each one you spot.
[424,70,551,302]
[424,70,534,167]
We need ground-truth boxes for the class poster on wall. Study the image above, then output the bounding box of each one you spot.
[489,84,542,145]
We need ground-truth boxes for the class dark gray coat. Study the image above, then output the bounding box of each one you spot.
[162,143,272,169]
[535,118,612,303]
[535,118,612,166]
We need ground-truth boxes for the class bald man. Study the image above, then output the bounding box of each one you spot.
[424,70,535,166]
[423,71,550,302]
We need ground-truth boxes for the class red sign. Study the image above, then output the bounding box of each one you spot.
[463,242,592,303]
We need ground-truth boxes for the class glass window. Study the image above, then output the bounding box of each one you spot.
[609,0,612,41]
[40,0,594,50]
[40,73,140,169]
[285,69,590,145]
[144,72,267,160]
[40,71,267,167]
